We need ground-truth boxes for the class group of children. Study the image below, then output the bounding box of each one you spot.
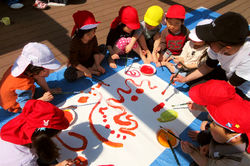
[0,4,249,166]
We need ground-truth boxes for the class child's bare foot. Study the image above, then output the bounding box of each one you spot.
[108,57,117,68]
[188,130,200,141]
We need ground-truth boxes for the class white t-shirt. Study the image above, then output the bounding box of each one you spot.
[179,41,208,67]
[0,138,38,166]
[208,38,250,98]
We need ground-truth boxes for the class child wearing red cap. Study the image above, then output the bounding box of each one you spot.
[0,100,74,166]
[181,80,250,165]
[0,42,62,113]
[164,19,211,75]
[106,6,148,68]
[157,5,189,67]
[64,10,105,82]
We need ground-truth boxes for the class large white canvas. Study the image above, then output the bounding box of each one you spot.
[55,63,200,166]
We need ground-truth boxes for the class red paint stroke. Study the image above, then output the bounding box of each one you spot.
[114,113,138,136]
[89,93,123,148]
[99,107,108,115]
[63,110,73,124]
[123,135,127,140]
[125,69,141,77]
[56,132,87,152]
[136,88,144,94]
[161,89,166,95]
[91,88,95,90]
[107,79,157,104]
[96,83,102,88]
[113,112,131,126]
[153,102,165,112]
[74,156,88,166]
[110,130,115,134]
[98,165,115,166]
[131,95,138,101]
[103,119,107,122]
[140,65,154,74]
[117,134,120,138]
[78,96,89,103]
[105,124,110,129]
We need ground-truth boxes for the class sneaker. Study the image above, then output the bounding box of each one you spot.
[47,0,68,6]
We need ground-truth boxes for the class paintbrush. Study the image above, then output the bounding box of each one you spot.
[59,91,83,94]
[160,126,182,141]
[162,67,182,95]
[172,103,189,107]
[92,76,110,86]
[166,134,181,166]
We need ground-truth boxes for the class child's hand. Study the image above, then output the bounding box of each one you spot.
[83,69,92,78]
[111,53,120,60]
[97,65,105,74]
[125,43,133,54]
[181,141,196,154]
[39,91,54,102]
[50,87,62,94]
[56,159,74,166]
[187,102,206,112]
[170,73,186,84]
[200,144,209,156]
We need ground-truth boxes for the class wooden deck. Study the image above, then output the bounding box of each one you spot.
[0,0,249,79]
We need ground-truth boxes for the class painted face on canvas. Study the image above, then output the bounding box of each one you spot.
[166,18,182,34]
[81,28,96,44]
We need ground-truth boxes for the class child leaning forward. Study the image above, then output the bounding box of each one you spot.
[106,6,148,68]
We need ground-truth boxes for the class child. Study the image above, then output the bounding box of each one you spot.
[0,42,62,113]
[181,99,250,165]
[164,19,212,75]
[64,10,105,82]
[133,5,164,64]
[157,4,189,67]
[0,99,74,166]
[106,6,148,68]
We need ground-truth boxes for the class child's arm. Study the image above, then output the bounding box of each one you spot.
[137,35,152,62]
[125,34,139,54]
[159,28,167,53]
[152,32,162,63]
[107,45,120,60]
[75,64,92,78]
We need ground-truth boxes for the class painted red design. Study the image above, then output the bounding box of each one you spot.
[153,102,165,112]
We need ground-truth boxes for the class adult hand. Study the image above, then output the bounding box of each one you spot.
[170,74,187,84]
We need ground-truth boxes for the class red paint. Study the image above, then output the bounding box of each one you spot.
[103,119,107,122]
[125,69,141,77]
[93,93,96,96]
[63,110,73,124]
[105,124,110,129]
[113,112,131,126]
[74,156,88,166]
[153,102,165,112]
[140,65,154,74]
[56,132,87,152]
[78,96,89,103]
[136,88,144,94]
[110,130,115,134]
[161,89,166,95]
[103,115,107,118]
[91,88,95,90]
[131,95,138,101]
[99,107,108,115]
[123,135,127,140]
[117,134,120,138]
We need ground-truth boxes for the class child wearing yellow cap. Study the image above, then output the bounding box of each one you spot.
[133,5,164,64]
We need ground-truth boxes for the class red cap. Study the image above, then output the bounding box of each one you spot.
[71,10,101,37]
[207,100,250,153]
[110,6,140,30]
[189,80,242,106]
[165,5,186,19]
[0,100,69,145]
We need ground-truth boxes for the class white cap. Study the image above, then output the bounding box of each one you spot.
[11,42,61,77]
[189,19,214,42]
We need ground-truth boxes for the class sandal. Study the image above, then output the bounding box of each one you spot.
[33,0,49,10]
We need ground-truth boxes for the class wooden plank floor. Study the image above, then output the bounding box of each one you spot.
[0,0,249,79]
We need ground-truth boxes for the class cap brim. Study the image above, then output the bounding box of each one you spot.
[188,83,207,106]
[11,55,31,77]
[80,22,101,30]
[196,23,218,42]
[127,23,140,30]
[42,58,61,70]
[189,29,202,42]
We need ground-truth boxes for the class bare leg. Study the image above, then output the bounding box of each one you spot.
[108,46,121,68]
[94,53,105,73]
[132,45,148,64]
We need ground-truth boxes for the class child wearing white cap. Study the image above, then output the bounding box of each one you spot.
[163,19,212,75]
[0,42,62,113]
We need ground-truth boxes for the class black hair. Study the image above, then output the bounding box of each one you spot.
[223,128,249,144]
[23,64,44,77]
[31,128,61,163]
[74,27,97,38]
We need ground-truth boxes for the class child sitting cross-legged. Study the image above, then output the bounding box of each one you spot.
[64,10,105,82]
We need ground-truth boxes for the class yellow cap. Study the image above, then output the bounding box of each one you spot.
[144,5,164,27]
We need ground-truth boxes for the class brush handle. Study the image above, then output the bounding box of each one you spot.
[160,126,182,141]
[167,139,180,166]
